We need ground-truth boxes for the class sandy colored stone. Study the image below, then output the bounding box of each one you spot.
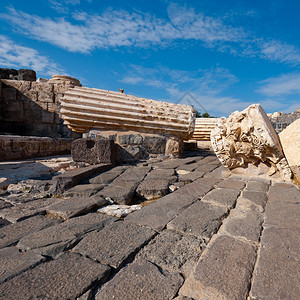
[279,119,300,168]
[211,104,292,181]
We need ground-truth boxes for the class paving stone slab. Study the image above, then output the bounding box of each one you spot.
[178,171,206,183]
[150,159,183,169]
[0,199,12,210]
[0,197,64,223]
[167,201,227,239]
[241,190,268,209]
[64,183,107,197]
[202,187,240,209]
[98,181,138,204]
[0,215,61,249]
[264,200,300,229]
[0,247,45,284]
[204,165,230,179]
[73,221,155,269]
[245,180,270,193]
[0,252,111,300]
[216,178,246,190]
[136,179,170,200]
[221,206,263,243]
[88,171,122,184]
[50,164,112,194]
[268,184,300,204]
[194,164,219,173]
[95,259,183,300]
[180,235,257,300]
[145,168,177,184]
[176,162,202,172]
[0,217,11,228]
[46,196,106,220]
[17,213,116,257]
[136,229,206,275]
[125,189,196,231]
[250,227,300,300]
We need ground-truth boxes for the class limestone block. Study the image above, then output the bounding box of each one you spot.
[211,104,292,181]
[279,119,300,182]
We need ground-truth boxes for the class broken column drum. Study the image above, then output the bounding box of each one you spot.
[59,86,196,140]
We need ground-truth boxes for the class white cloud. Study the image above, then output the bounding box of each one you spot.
[2,4,300,64]
[257,73,300,96]
[0,35,64,76]
[49,0,86,14]
[120,64,242,116]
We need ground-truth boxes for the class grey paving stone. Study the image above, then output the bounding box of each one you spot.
[95,259,183,300]
[245,180,270,193]
[0,252,111,300]
[222,207,263,243]
[125,189,196,231]
[136,179,170,200]
[264,200,300,229]
[0,247,45,284]
[151,159,183,169]
[17,213,116,257]
[50,163,112,194]
[136,229,206,275]
[0,197,64,223]
[241,190,268,209]
[202,188,240,209]
[268,184,300,203]
[145,168,177,184]
[176,162,202,172]
[180,235,257,300]
[64,183,106,197]
[73,221,155,268]
[89,171,122,184]
[98,181,138,204]
[167,201,227,239]
[180,177,220,199]
[0,215,61,249]
[204,165,230,179]
[250,227,300,300]
[178,171,206,183]
[194,164,219,173]
[0,199,12,210]
[46,196,106,220]
[217,178,246,190]
[0,217,11,228]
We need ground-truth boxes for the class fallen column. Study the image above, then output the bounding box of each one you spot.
[59,86,196,140]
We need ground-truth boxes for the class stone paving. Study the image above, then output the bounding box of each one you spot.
[0,151,299,299]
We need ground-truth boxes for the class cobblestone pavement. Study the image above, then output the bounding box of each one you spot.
[0,152,299,299]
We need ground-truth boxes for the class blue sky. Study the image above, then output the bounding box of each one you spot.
[1,0,300,116]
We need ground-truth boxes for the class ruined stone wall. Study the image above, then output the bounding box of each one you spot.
[0,77,81,138]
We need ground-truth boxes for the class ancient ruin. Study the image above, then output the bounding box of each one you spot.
[59,86,196,139]
[0,68,300,300]
[211,104,292,181]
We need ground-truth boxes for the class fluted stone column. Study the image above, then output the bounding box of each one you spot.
[59,86,196,140]
[191,118,220,141]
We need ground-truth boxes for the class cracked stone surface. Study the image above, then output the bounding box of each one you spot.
[0,152,299,299]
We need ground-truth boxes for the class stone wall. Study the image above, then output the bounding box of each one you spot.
[0,135,72,161]
[0,75,82,139]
